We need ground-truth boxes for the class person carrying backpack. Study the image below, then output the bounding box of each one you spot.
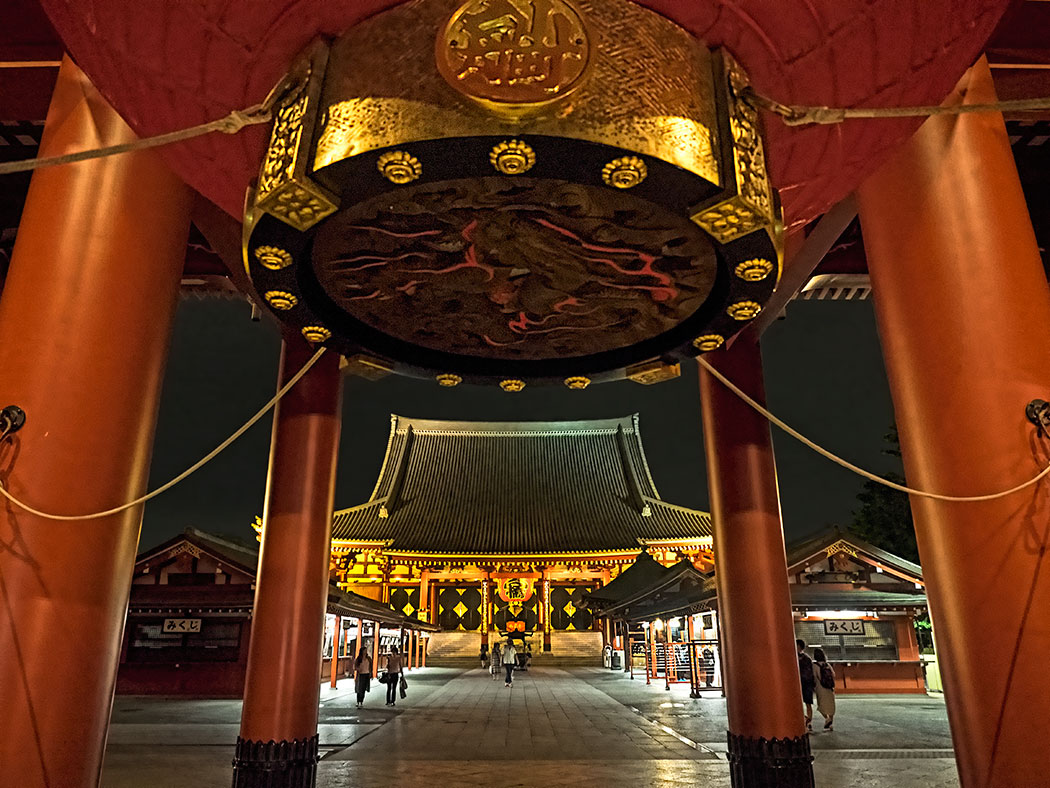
[813,647,837,731]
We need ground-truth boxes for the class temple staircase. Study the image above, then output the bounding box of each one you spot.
[425,631,483,667]
[533,632,603,667]
[425,631,602,668]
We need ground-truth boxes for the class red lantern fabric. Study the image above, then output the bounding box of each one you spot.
[39,0,1007,227]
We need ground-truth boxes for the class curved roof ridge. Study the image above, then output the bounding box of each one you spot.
[387,413,639,436]
[643,496,711,520]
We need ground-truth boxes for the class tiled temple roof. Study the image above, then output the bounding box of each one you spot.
[332,415,712,554]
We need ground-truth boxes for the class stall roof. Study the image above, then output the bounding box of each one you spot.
[585,550,671,605]
[786,528,923,581]
[327,583,439,631]
[136,527,260,577]
[790,585,927,610]
[592,558,710,618]
[595,528,929,622]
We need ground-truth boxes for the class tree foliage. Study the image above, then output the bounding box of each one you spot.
[849,426,920,564]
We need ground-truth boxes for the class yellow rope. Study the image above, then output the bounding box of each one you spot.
[0,348,327,520]
[696,355,1050,502]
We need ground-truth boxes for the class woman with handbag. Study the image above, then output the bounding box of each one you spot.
[353,647,372,709]
[384,645,403,707]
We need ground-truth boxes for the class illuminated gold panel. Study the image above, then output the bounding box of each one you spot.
[312,0,719,186]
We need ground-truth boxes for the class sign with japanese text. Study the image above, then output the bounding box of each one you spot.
[823,619,865,636]
[163,618,201,634]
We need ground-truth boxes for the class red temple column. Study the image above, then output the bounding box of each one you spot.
[857,58,1050,788]
[541,572,552,652]
[481,575,491,650]
[329,615,341,688]
[234,336,342,787]
[0,58,190,787]
[351,619,361,675]
[700,339,813,787]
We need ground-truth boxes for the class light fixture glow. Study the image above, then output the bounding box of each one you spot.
[809,609,869,619]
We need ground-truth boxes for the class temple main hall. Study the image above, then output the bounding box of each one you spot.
[330,414,713,652]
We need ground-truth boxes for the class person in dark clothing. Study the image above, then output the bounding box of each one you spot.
[797,639,816,732]
[354,647,372,709]
[385,645,403,706]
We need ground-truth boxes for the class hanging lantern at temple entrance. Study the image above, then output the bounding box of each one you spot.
[242,0,782,386]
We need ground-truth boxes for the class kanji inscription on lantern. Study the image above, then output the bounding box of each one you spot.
[437,0,591,106]
[497,576,535,602]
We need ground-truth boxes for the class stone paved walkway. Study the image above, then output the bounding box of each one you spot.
[102,667,961,787]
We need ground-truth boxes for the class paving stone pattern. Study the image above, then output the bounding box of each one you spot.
[103,666,961,787]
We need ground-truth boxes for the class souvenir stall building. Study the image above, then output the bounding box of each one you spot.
[588,530,928,694]
[120,528,434,697]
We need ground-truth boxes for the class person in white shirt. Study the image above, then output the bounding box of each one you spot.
[502,640,518,686]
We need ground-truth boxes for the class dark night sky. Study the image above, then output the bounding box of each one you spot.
[141,297,902,551]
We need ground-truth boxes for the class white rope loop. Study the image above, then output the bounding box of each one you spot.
[0,348,327,520]
[742,87,1050,127]
[696,355,1050,502]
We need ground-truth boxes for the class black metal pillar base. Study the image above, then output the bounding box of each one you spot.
[232,734,319,788]
[726,731,814,788]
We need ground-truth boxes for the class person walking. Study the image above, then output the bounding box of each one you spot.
[813,647,837,731]
[490,642,502,681]
[502,639,518,687]
[353,647,372,709]
[480,643,489,670]
[797,639,816,732]
[384,645,403,707]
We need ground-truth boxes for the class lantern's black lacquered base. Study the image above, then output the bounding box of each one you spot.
[726,731,815,788]
[232,735,319,788]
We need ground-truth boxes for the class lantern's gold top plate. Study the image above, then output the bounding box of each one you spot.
[312,0,720,186]
[435,0,592,108]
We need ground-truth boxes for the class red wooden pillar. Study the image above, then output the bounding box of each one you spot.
[372,621,381,669]
[700,339,813,787]
[351,619,361,676]
[329,615,341,688]
[234,336,342,787]
[481,576,490,650]
[647,625,655,685]
[0,58,190,787]
[858,58,1050,788]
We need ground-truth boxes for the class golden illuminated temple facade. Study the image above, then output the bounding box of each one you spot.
[326,415,713,648]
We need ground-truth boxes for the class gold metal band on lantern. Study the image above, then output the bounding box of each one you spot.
[309,0,721,186]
